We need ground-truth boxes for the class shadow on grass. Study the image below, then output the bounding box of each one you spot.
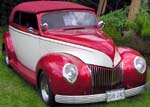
[57,103,100,107]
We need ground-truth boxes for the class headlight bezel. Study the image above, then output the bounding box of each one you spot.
[62,63,78,84]
[134,56,147,74]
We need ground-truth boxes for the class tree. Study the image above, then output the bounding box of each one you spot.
[97,0,107,16]
[128,0,142,22]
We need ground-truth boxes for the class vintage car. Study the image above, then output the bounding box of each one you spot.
[2,1,149,106]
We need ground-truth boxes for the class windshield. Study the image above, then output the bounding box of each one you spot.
[41,11,97,29]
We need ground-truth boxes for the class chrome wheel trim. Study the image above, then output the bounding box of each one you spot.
[5,50,9,65]
[40,78,49,103]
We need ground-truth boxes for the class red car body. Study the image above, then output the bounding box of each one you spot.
[2,1,148,106]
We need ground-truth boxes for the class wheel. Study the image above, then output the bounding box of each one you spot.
[39,72,55,107]
[3,46,10,66]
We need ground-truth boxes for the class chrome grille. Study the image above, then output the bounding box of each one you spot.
[88,65,123,94]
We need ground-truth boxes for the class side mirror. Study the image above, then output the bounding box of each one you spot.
[41,23,48,31]
[97,21,105,29]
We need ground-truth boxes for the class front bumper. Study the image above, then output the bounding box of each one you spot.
[55,82,150,104]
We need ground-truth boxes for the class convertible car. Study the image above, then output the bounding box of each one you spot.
[2,1,149,106]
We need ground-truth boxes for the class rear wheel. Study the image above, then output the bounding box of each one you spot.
[3,46,10,66]
[39,72,55,107]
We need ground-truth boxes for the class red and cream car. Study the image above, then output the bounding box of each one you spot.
[2,1,149,106]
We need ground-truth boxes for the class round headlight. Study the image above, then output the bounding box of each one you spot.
[62,63,78,84]
[134,56,146,74]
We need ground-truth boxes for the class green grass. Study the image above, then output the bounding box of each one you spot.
[0,27,150,107]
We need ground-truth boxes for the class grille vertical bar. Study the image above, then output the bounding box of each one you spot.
[88,65,123,94]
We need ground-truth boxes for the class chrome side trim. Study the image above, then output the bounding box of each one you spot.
[55,82,149,104]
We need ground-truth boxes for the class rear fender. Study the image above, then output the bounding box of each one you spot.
[2,32,16,61]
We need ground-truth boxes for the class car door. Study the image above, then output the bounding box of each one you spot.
[10,11,40,71]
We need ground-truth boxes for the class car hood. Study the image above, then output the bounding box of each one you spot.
[44,28,116,61]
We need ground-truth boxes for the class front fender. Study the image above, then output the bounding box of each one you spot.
[118,47,147,89]
[36,53,92,95]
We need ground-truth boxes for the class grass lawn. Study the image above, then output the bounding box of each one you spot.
[0,27,150,107]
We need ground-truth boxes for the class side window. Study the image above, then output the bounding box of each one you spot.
[13,11,21,25]
[13,12,38,30]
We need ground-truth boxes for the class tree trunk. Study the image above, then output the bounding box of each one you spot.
[97,0,107,16]
[147,0,150,12]
[128,0,141,22]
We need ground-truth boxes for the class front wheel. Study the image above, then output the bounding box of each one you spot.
[39,72,55,107]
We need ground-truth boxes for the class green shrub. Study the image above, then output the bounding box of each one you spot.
[128,7,150,37]
[99,7,129,42]
[99,7,129,32]
[103,26,122,42]
[99,6,150,40]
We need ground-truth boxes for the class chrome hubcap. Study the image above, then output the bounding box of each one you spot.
[41,78,49,103]
[5,51,9,65]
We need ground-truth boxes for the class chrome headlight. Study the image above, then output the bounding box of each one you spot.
[134,56,146,74]
[62,63,78,84]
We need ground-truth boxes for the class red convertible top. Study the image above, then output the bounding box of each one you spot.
[9,1,94,23]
